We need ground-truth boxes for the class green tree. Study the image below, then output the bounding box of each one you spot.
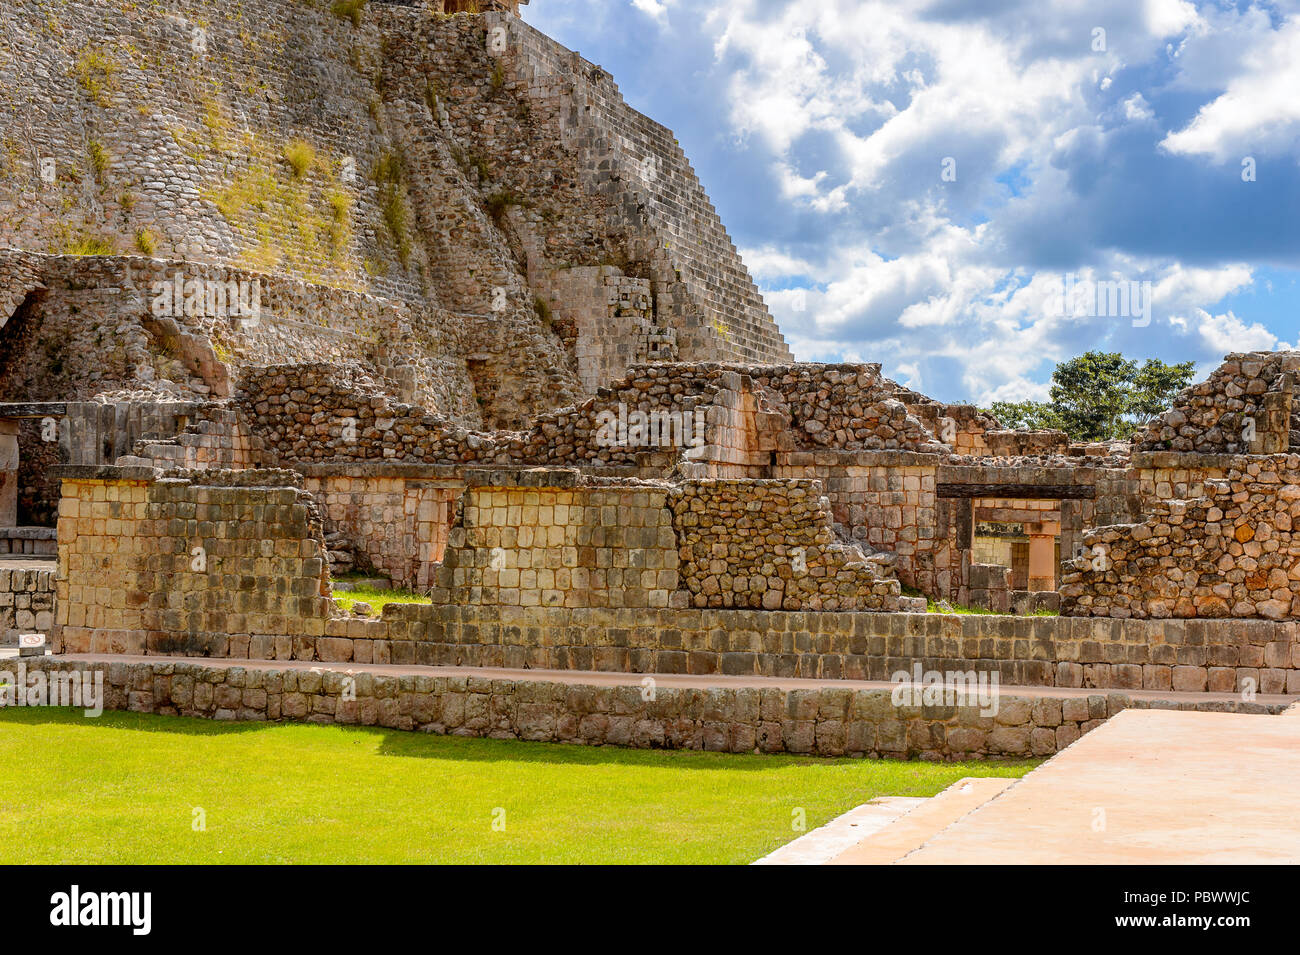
[983,351,1195,440]
[986,399,1063,431]
[1049,352,1137,440]
[1129,358,1197,426]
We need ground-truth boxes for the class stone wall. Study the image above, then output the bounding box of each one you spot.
[236,360,718,468]
[0,565,55,642]
[774,451,946,595]
[16,655,1286,759]
[1061,452,1300,620]
[53,466,340,654]
[1135,351,1299,454]
[56,558,1300,696]
[238,360,949,470]
[668,478,920,611]
[430,470,681,609]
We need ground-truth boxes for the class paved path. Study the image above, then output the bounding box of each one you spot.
[754,797,927,865]
[885,708,1300,864]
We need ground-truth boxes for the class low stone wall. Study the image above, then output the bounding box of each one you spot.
[16,656,1286,758]
[53,466,338,648]
[58,602,1300,696]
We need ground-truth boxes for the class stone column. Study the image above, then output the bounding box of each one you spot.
[1026,520,1060,591]
[0,419,19,527]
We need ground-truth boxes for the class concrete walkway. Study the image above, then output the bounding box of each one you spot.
[753,797,927,865]
[833,707,1300,864]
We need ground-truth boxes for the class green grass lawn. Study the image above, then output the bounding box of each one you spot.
[0,709,1035,864]
[330,582,432,616]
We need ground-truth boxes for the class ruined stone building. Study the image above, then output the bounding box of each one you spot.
[1,0,1296,757]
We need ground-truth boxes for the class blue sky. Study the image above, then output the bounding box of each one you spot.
[523,0,1300,403]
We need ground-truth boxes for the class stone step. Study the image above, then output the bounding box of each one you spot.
[21,654,1295,760]
[754,796,928,865]
[827,776,1018,865]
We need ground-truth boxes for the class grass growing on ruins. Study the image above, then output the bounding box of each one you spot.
[330,0,368,27]
[0,709,1035,865]
[332,583,432,616]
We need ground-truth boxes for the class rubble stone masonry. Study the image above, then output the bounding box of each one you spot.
[15,655,1286,759]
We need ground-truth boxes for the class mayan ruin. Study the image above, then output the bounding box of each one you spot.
[1,0,1296,883]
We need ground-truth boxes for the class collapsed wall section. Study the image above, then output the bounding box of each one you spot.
[0,251,478,416]
[1135,351,1300,454]
[668,479,918,611]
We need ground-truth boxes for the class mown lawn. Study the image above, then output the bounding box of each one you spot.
[0,709,1034,864]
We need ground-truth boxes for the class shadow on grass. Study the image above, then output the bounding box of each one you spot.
[0,708,1040,774]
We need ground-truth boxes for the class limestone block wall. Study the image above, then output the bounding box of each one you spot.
[40,465,1300,693]
[62,595,1300,698]
[19,655,1284,759]
[53,466,340,655]
[1133,452,1231,503]
[0,566,55,641]
[430,471,680,609]
[1061,453,1300,620]
[668,478,920,612]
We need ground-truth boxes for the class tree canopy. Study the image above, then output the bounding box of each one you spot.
[984,351,1195,441]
